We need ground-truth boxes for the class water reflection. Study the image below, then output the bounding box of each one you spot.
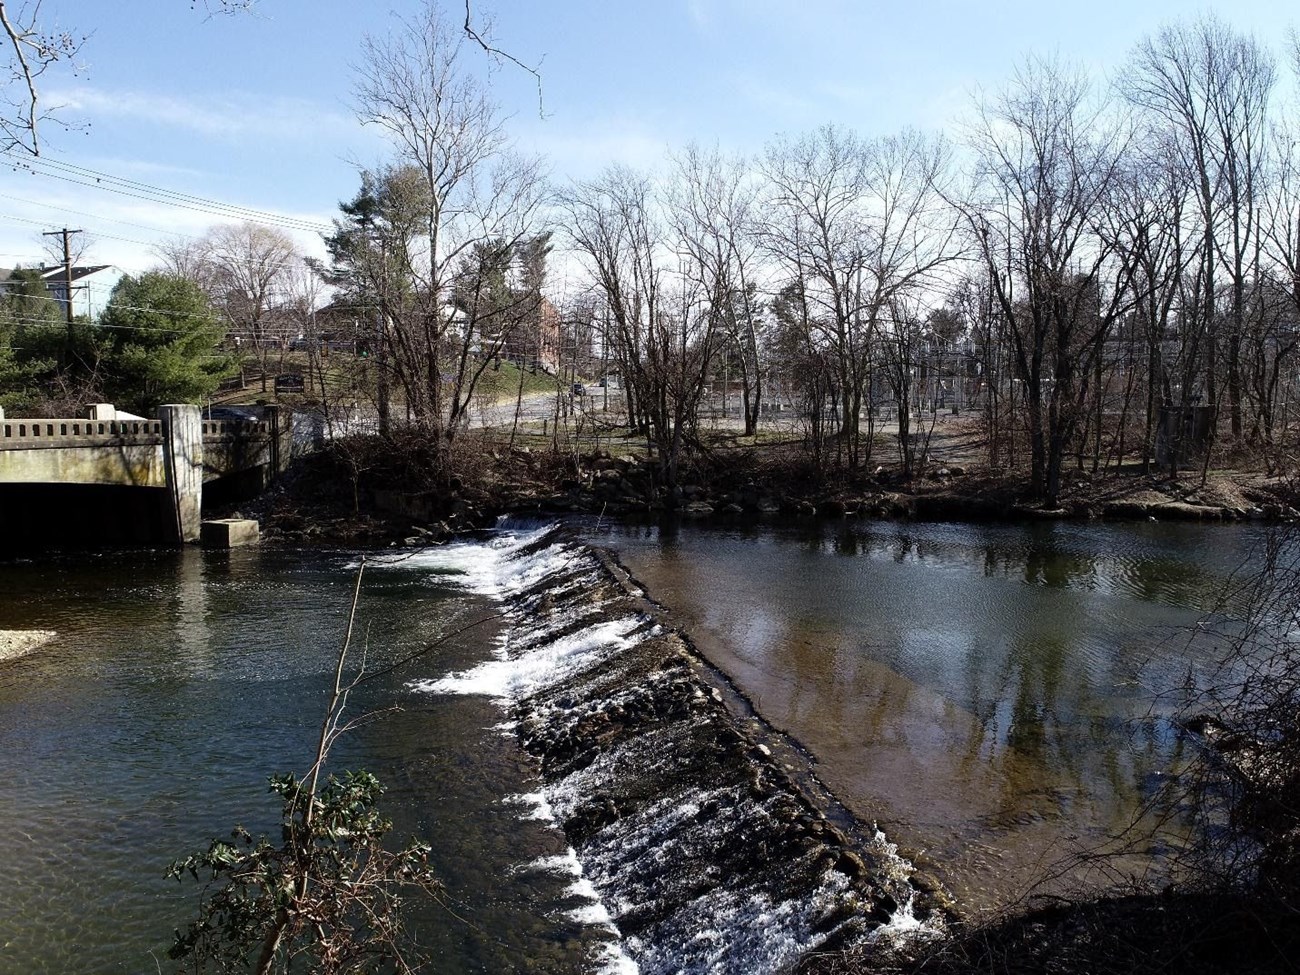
[587,517,1270,913]
[0,547,605,973]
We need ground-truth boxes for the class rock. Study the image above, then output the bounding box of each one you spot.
[721,503,744,515]
[683,502,715,518]
[835,850,868,879]
[0,629,57,662]
[1104,501,1153,520]
[1152,501,1223,521]
[795,500,817,517]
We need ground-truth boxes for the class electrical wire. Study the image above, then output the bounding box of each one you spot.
[2,151,333,234]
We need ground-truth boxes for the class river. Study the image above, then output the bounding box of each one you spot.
[0,517,1274,971]
[581,516,1269,914]
[0,543,620,974]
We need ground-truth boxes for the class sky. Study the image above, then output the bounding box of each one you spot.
[1,0,1295,315]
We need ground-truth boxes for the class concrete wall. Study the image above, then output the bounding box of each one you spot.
[161,404,203,544]
[0,416,274,487]
[0,419,168,487]
[0,405,288,547]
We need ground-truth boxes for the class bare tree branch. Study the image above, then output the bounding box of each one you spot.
[0,0,82,156]
[462,0,545,118]
[0,2,255,157]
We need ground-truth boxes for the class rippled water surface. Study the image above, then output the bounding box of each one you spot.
[0,518,1280,971]
[0,544,607,974]
[582,517,1274,913]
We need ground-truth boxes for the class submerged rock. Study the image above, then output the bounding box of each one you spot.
[0,629,56,662]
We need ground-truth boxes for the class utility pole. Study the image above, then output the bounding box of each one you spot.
[42,227,83,353]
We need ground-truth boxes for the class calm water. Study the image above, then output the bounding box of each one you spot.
[0,544,610,974]
[581,517,1274,914]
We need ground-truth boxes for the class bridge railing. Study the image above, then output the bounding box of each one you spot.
[0,418,164,444]
[201,419,271,438]
[0,418,270,446]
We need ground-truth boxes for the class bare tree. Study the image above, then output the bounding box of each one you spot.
[1121,15,1276,443]
[760,125,875,468]
[0,1,254,156]
[668,144,766,435]
[560,164,723,489]
[203,222,299,390]
[348,0,548,445]
[1104,141,1205,473]
[761,125,958,469]
[154,236,224,295]
[558,165,660,442]
[957,56,1135,506]
[0,0,82,156]
[1256,119,1300,460]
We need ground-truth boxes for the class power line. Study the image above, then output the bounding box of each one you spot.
[0,209,317,284]
[0,192,326,262]
[2,151,334,234]
[5,151,334,231]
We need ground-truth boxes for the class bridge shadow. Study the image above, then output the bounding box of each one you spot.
[0,483,174,552]
[0,466,270,553]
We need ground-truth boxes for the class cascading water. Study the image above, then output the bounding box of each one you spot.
[380,523,940,973]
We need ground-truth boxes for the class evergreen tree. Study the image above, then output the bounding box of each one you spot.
[0,268,75,414]
[99,272,235,415]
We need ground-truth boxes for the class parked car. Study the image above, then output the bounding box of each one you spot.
[571,382,588,397]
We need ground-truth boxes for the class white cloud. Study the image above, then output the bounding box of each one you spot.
[685,0,843,35]
[0,175,331,284]
[47,86,359,143]
[686,0,713,29]
[729,74,820,124]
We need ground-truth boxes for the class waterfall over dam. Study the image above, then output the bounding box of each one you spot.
[391,524,942,973]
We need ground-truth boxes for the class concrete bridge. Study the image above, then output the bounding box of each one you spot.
[0,403,291,545]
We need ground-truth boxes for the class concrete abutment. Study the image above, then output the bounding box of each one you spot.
[160,404,204,544]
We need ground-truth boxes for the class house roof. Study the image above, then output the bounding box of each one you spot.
[41,265,112,282]
[0,265,112,286]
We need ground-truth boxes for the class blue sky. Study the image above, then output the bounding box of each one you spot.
[1,0,1295,312]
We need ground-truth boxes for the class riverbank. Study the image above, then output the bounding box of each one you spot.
[234,427,1300,547]
[818,888,1300,974]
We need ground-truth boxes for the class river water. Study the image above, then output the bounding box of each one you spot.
[580,517,1270,914]
[0,542,622,974]
[0,518,1274,971]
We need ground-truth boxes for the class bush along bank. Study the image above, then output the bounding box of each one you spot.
[235,436,1300,547]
